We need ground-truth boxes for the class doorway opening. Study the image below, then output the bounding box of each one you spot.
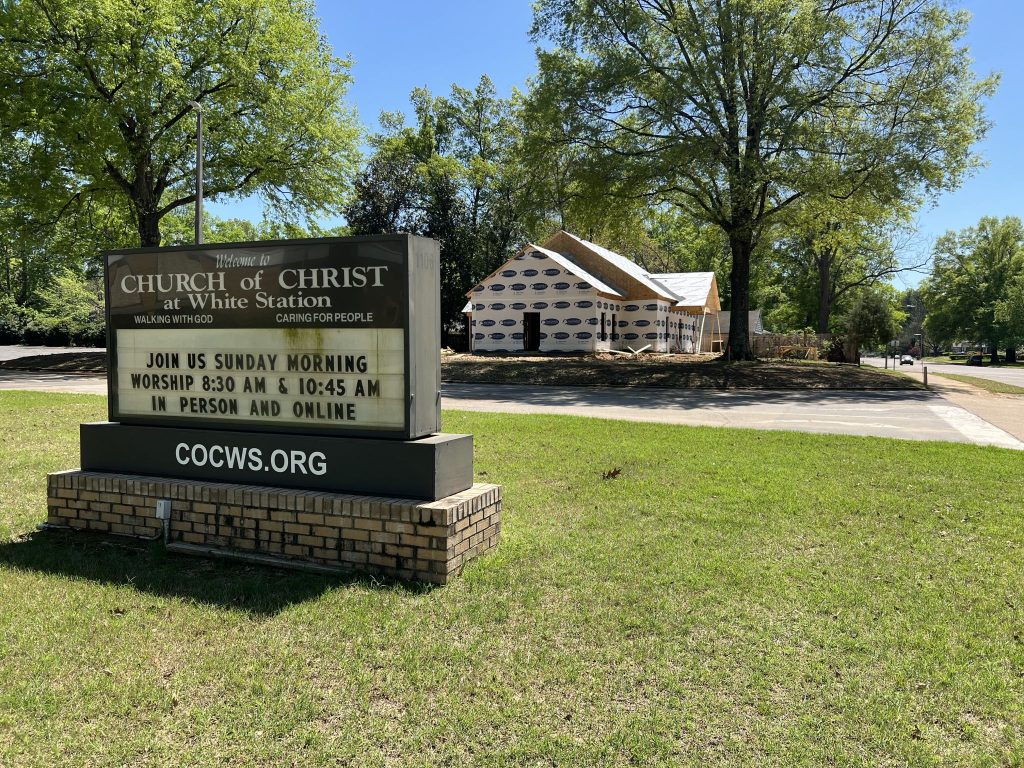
[523,312,540,351]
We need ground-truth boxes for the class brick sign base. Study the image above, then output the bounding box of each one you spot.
[46,470,502,584]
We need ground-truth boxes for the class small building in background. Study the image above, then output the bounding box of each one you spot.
[463,231,721,354]
[698,310,766,354]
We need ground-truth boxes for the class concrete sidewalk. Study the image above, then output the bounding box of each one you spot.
[895,366,1024,444]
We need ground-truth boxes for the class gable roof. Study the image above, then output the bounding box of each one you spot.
[649,272,720,312]
[465,231,725,313]
[533,245,623,297]
[465,242,623,300]
[541,231,680,302]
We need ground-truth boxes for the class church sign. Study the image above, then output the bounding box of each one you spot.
[105,235,440,441]
[47,233,498,583]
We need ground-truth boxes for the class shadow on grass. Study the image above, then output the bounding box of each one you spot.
[0,529,434,615]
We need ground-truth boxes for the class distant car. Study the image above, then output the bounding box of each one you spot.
[966,354,984,366]
[900,355,914,365]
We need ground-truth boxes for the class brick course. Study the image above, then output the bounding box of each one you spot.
[46,471,501,585]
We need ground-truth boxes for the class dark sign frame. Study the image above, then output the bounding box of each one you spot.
[104,234,441,441]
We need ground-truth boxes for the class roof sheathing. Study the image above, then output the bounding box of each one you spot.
[464,242,623,302]
[545,231,678,302]
[538,247,622,297]
[650,272,721,312]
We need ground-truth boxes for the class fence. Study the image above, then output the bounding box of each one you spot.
[753,332,842,361]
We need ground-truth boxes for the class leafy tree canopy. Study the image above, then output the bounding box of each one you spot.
[771,194,921,333]
[344,77,530,344]
[840,286,900,354]
[0,0,361,246]
[923,215,1024,361]
[530,0,996,357]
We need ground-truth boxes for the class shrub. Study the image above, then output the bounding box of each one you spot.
[19,271,106,346]
[0,294,26,343]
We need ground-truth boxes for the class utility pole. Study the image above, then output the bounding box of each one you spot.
[189,101,204,244]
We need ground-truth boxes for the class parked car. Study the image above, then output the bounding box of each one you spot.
[899,355,914,365]
[966,354,984,366]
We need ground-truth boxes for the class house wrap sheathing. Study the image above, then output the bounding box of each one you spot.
[464,231,721,354]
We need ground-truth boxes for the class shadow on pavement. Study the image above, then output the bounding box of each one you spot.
[441,382,938,412]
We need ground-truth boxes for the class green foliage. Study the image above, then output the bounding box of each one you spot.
[0,293,25,343]
[995,272,1024,344]
[771,195,918,333]
[0,136,132,307]
[529,0,996,357]
[923,216,1024,356]
[840,288,900,352]
[20,270,106,346]
[0,0,361,246]
[344,77,530,344]
[158,211,336,246]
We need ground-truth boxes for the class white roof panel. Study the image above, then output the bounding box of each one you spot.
[562,232,679,301]
[649,272,716,308]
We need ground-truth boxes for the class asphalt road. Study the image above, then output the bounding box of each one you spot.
[0,370,108,394]
[1,346,1020,450]
[441,383,1024,449]
[0,344,104,362]
[863,356,1024,387]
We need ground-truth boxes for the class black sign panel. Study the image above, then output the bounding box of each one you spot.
[80,423,472,501]
[107,238,406,330]
[105,235,441,440]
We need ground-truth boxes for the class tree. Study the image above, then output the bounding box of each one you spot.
[772,196,922,333]
[995,274,1024,358]
[345,78,531,345]
[840,288,900,360]
[895,287,934,355]
[530,0,995,358]
[923,216,1024,362]
[0,0,360,246]
[0,135,130,306]
[157,210,335,247]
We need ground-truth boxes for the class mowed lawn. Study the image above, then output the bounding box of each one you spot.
[1,391,1022,767]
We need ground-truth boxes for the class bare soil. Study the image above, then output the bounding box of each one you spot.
[0,349,923,390]
[441,352,922,390]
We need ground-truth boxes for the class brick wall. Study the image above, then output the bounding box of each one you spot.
[46,471,502,584]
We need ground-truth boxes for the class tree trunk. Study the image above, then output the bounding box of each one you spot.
[989,341,1000,364]
[136,210,162,247]
[726,232,753,360]
[20,255,28,304]
[816,251,832,334]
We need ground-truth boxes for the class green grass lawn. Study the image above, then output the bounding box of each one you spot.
[1,391,1022,766]
[932,372,1024,395]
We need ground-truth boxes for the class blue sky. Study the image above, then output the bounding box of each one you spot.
[210,0,1023,285]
